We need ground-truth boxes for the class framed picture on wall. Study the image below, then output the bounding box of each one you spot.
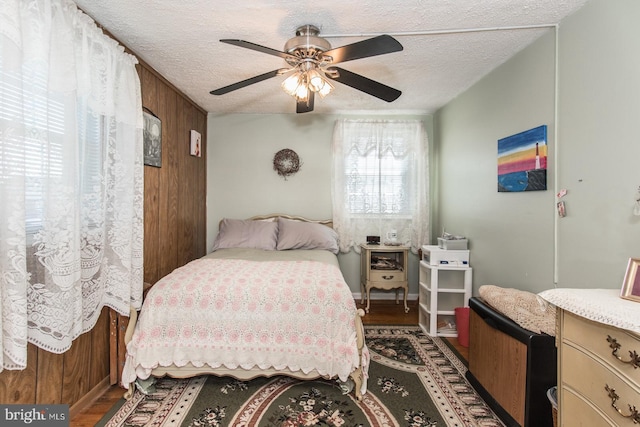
[143,109,162,167]
[497,125,547,192]
[621,258,640,302]
[190,130,201,157]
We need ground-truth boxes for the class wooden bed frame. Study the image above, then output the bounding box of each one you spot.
[124,214,367,400]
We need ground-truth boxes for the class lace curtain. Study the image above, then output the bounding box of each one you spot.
[0,0,144,371]
[331,119,429,254]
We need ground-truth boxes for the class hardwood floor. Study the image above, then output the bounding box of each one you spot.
[356,299,469,361]
[70,386,127,427]
[356,298,420,326]
[71,299,468,426]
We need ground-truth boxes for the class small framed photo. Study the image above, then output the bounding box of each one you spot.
[190,130,201,157]
[143,110,162,167]
[620,258,640,302]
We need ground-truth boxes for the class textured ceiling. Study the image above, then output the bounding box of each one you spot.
[74,0,589,115]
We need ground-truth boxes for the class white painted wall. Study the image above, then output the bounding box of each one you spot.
[434,30,557,294]
[206,113,336,234]
[555,0,640,287]
[206,112,433,295]
[435,0,640,294]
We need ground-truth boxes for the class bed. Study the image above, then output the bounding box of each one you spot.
[121,214,368,399]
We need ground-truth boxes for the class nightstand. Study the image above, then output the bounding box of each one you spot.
[360,244,409,313]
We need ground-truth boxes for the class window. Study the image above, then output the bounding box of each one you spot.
[0,0,143,371]
[331,119,429,253]
[0,64,65,236]
[344,137,413,216]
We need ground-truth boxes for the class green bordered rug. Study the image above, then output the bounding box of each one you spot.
[99,326,505,427]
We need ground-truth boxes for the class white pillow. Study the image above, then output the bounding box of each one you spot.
[276,217,339,254]
[212,218,278,251]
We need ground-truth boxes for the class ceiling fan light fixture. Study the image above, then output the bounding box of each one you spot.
[316,78,333,98]
[307,69,325,91]
[294,78,310,100]
[282,67,332,100]
[281,72,302,96]
[308,69,333,97]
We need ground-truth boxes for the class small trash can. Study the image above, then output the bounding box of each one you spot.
[454,307,470,347]
[547,386,558,427]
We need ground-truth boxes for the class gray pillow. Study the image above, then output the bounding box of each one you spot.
[212,218,278,251]
[276,217,339,254]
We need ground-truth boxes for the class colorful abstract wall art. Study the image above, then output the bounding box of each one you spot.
[498,125,547,192]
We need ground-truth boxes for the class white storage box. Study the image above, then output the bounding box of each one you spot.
[437,237,468,250]
[422,245,470,267]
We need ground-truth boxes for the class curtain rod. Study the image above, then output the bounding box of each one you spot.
[321,23,556,38]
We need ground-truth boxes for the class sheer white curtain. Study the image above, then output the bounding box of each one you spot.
[331,119,429,254]
[0,0,144,371]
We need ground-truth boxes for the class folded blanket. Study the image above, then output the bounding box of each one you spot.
[479,285,556,336]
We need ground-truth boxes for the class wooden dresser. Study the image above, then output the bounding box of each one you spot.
[540,288,640,426]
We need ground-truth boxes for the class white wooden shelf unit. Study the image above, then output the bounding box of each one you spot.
[418,247,472,337]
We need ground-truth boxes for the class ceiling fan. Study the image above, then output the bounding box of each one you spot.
[210,25,403,113]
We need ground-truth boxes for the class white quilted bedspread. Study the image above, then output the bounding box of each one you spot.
[121,256,363,388]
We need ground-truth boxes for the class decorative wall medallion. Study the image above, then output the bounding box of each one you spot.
[273,149,302,180]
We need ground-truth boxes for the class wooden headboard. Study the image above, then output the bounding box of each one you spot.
[218,214,333,229]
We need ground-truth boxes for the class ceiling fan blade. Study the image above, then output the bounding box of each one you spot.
[296,91,314,113]
[210,69,283,95]
[323,35,403,64]
[220,39,297,60]
[326,67,401,102]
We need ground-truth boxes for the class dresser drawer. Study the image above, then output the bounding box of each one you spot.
[561,387,617,427]
[562,344,640,426]
[370,270,406,282]
[563,311,640,386]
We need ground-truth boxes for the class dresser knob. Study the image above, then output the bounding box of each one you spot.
[607,335,640,369]
[605,384,640,422]
[382,275,394,280]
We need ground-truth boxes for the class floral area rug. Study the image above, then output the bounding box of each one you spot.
[99,326,505,427]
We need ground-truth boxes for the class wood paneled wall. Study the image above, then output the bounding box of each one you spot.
[141,64,208,285]
[0,308,111,407]
[0,44,208,413]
